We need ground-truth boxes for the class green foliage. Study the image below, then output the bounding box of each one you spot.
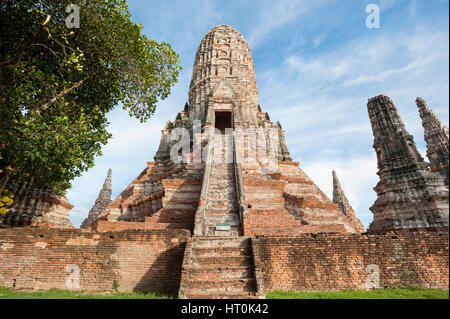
[266,288,450,299]
[112,280,119,292]
[0,189,14,216]
[0,0,181,193]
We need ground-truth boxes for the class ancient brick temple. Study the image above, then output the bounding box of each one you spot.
[81,169,112,228]
[87,25,362,234]
[79,25,365,298]
[367,95,449,233]
[0,25,448,299]
[416,97,449,186]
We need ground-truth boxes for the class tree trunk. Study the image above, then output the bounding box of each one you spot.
[0,165,12,195]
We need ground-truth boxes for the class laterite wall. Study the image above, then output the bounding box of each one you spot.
[1,227,448,295]
[0,227,190,294]
[252,230,449,292]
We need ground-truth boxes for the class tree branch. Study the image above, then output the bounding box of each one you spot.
[37,73,94,114]
[0,15,51,86]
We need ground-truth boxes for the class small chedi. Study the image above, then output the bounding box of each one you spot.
[367,95,449,233]
[332,170,365,233]
[0,25,448,299]
[81,169,112,228]
[416,97,449,186]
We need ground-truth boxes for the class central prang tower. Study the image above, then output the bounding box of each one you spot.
[188,25,259,129]
[82,25,365,299]
[154,25,292,162]
[85,24,363,236]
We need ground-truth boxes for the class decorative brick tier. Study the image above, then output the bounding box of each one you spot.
[89,161,204,233]
[241,161,362,236]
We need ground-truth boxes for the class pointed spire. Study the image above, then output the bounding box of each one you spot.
[332,170,365,233]
[416,97,449,185]
[367,95,448,233]
[104,168,112,190]
[332,170,351,216]
[87,168,112,219]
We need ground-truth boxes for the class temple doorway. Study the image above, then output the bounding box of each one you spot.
[214,111,233,134]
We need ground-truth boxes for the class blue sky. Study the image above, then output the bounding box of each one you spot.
[66,0,449,228]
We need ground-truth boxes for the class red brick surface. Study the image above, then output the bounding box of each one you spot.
[1,227,447,295]
[252,230,449,292]
[0,227,190,294]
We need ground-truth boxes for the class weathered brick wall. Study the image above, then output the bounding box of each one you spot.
[91,220,192,232]
[252,231,449,292]
[0,227,190,294]
[1,227,447,295]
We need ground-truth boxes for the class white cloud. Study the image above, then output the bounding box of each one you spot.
[379,0,402,11]
[283,27,448,90]
[312,33,328,48]
[248,0,332,48]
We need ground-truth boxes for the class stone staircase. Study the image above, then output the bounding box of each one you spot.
[179,236,260,299]
[204,134,242,236]
[179,134,262,299]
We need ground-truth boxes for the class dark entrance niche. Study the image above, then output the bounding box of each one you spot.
[214,111,232,134]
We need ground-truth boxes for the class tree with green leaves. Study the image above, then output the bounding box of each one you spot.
[0,0,181,194]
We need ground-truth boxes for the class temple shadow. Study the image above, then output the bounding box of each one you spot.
[132,242,188,298]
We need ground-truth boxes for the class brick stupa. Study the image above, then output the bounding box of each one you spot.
[416,97,449,186]
[1,25,448,301]
[82,25,365,298]
[367,95,449,233]
[84,25,363,236]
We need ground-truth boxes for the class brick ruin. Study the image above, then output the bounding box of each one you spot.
[87,25,361,237]
[0,25,448,298]
[416,97,449,186]
[253,230,448,292]
[367,95,448,233]
[0,227,189,294]
[1,181,73,229]
[81,168,112,228]
[332,170,365,233]
[0,227,446,296]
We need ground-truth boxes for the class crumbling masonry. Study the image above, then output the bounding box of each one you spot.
[416,97,449,186]
[367,95,448,233]
[1,181,73,228]
[332,170,365,233]
[81,169,112,228]
[0,25,448,298]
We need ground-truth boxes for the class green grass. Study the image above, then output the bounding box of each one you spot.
[266,287,449,299]
[0,287,448,299]
[0,287,173,299]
